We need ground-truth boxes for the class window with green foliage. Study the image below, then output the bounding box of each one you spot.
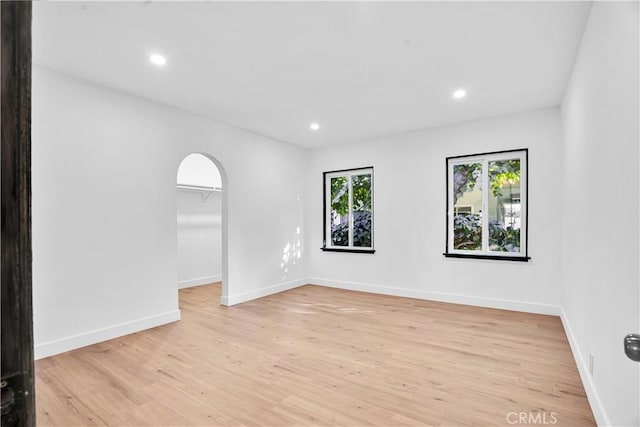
[323,167,374,253]
[445,150,529,261]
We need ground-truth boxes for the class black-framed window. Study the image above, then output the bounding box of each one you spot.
[322,167,375,253]
[445,149,529,262]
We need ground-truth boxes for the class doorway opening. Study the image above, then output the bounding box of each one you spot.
[176,153,228,303]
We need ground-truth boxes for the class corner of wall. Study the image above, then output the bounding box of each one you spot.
[560,308,610,426]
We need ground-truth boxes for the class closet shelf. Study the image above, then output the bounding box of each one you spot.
[177,184,221,202]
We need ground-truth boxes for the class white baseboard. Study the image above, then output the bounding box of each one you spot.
[307,278,561,316]
[178,275,222,289]
[34,310,181,360]
[221,278,307,306]
[560,308,610,426]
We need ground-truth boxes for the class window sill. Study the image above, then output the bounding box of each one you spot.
[321,247,376,254]
[443,253,530,262]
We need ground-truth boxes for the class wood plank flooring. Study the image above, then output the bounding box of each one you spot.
[36,284,595,426]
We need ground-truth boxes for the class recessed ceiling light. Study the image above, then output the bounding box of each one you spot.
[149,53,167,67]
[310,123,320,131]
[453,89,467,99]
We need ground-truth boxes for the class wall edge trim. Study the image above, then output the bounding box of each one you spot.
[307,278,562,315]
[560,308,610,426]
[221,278,307,306]
[178,275,222,289]
[34,310,181,360]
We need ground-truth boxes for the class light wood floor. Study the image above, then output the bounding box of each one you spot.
[36,284,595,426]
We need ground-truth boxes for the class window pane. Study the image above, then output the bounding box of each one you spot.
[488,159,521,253]
[330,176,349,246]
[352,174,372,247]
[453,163,482,251]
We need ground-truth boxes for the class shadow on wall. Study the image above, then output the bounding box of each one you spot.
[280,194,304,282]
[176,152,229,302]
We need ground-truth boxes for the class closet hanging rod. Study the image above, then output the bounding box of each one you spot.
[177,184,222,192]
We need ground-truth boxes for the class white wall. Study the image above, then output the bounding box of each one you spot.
[561,2,639,426]
[306,108,564,314]
[32,67,308,358]
[177,189,222,288]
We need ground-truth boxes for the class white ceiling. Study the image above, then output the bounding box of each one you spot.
[33,1,592,149]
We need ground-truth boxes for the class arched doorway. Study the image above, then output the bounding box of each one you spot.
[176,153,228,303]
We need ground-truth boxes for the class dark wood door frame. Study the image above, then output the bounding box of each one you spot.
[1,1,35,426]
